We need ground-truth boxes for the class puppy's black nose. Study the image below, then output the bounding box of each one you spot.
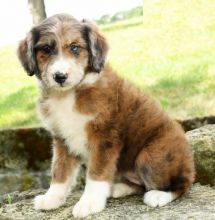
[53,72,68,84]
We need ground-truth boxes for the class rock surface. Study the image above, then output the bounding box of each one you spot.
[0,127,52,195]
[1,125,215,194]
[177,115,215,132]
[0,184,215,220]
[0,127,52,170]
[0,125,215,219]
[187,124,215,185]
[0,170,50,194]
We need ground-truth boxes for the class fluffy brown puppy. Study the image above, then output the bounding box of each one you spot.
[17,14,195,218]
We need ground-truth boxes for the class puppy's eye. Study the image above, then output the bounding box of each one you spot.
[41,45,51,54]
[70,44,79,54]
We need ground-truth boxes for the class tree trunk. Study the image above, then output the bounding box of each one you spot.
[28,0,47,25]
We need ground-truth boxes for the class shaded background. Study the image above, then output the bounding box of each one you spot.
[0,0,214,129]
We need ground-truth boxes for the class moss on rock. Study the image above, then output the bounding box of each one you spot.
[0,127,52,170]
[0,124,215,196]
[187,125,215,185]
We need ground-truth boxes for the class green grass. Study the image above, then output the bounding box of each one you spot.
[0,45,38,127]
[7,194,13,204]
[0,0,215,128]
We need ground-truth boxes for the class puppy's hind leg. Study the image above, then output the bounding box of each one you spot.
[135,139,194,207]
[34,139,80,210]
[111,182,143,198]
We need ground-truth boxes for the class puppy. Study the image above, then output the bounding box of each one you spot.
[17,14,195,218]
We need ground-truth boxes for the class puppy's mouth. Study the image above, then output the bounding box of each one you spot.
[53,82,74,91]
[59,82,67,87]
[52,76,85,91]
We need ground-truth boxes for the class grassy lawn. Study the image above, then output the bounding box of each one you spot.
[0,0,215,128]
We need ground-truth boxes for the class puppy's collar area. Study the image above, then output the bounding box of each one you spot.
[78,71,101,87]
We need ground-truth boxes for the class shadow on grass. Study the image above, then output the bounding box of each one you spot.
[156,65,207,90]
[146,63,209,112]
[0,86,39,128]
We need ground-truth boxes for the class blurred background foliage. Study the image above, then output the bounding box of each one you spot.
[0,0,214,128]
[96,6,143,24]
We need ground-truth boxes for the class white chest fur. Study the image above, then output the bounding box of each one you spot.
[38,93,94,160]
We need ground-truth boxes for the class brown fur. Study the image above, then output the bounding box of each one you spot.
[75,66,195,195]
[51,138,79,183]
[17,14,195,206]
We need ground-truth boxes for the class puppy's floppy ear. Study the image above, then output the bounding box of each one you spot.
[17,31,38,76]
[81,19,108,73]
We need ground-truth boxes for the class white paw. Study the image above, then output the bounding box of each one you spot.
[34,194,65,210]
[72,195,106,218]
[112,183,134,198]
[143,190,174,207]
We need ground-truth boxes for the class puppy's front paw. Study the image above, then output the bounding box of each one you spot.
[72,196,106,218]
[34,194,65,210]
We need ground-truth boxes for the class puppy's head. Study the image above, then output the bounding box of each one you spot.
[17,14,108,90]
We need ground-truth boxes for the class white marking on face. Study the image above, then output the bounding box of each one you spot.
[143,190,176,207]
[37,93,94,161]
[46,56,85,89]
[111,183,137,198]
[49,57,71,76]
[72,177,111,218]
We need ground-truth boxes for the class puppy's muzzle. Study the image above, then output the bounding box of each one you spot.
[53,71,68,84]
